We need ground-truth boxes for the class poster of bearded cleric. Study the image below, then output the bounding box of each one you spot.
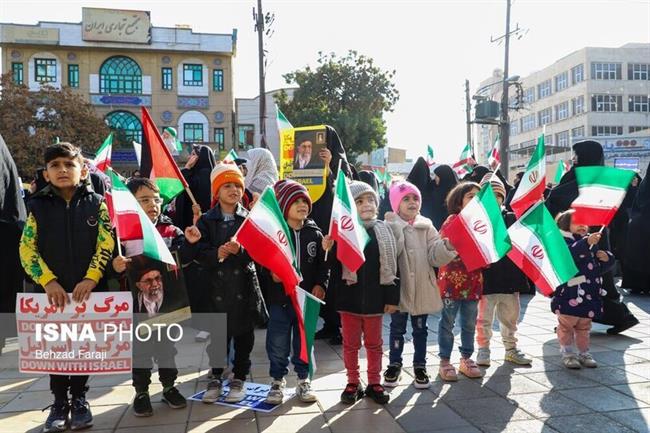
[282,126,329,201]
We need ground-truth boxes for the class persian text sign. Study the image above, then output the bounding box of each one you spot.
[17,292,133,375]
[82,8,151,44]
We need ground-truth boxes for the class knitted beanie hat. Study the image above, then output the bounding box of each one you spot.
[389,181,422,213]
[210,162,245,205]
[349,180,378,205]
[273,179,312,218]
[479,172,506,200]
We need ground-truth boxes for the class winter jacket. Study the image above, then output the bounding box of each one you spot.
[260,219,329,306]
[19,183,114,293]
[332,227,400,315]
[385,212,456,315]
[551,232,615,319]
[482,211,530,295]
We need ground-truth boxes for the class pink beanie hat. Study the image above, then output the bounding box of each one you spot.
[389,181,422,213]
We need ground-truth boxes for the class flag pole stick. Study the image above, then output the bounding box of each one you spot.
[324,159,343,262]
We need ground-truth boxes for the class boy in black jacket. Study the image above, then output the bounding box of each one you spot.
[263,180,329,405]
[19,143,115,432]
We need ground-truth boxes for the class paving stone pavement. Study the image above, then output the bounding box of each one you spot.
[0,293,648,433]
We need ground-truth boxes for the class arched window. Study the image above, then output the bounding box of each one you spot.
[99,56,142,94]
[105,111,142,147]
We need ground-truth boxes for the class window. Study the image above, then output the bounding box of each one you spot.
[238,124,255,149]
[629,126,649,133]
[214,128,225,150]
[161,68,172,90]
[67,64,79,88]
[538,107,552,126]
[629,95,649,112]
[100,56,142,94]
[523,87,535,104]
[555,102,569,120]
[537,80,552,99]
[509,121,519,137]
[592,94,622,112]
[213,69,224,92]
[571,64,584,85]
[105,111,142,147]
[571,126,585,138]
[545,134,553,146]
[35,58,57,83]
[183,123,204,142]
[571,96,585,115]
[554,72,568,92]
[591,126,623,136]
[628,63,649,80]
[11,62,23,85]
[591,62,621,80]
[556,130,570,148]
[183,64,203,86]
[521,114,536,132]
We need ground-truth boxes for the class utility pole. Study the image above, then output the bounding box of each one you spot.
[465,79,472,155]
[254,0,267,148]
[499,0,512,178]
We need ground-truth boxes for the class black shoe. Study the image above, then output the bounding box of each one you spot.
[340,383,364,404]
[162,386,187,409]
[42,400,69,433]
[607,317,640,335]
[69,396,93,431]
[133,392,153,417]
[413,367,430,389]
[365,383,390,404]
[329,334,343,345]
[383,363,402,387]
[315,328,337,340]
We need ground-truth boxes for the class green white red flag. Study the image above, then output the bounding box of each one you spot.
[452,143,475,177]
[571,166,636,226]
[276,105,294,131]
[553,159,570,184]
[488,135,500,170]
[237,187,302,295]
[510,134,546,217]
[289,287,323,373]
[92,134,113,172]
[426,145,435,167]
[440,182,511,271]
[329,169,370,272]
[223,149,239,163]
[507,202,578,296]
[106,168,175,265]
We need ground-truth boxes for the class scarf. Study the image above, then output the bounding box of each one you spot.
[245,148,279,194]
[342,219,397,286]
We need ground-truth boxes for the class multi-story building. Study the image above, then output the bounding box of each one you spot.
[475,43,650,178]
[0,8,237,167]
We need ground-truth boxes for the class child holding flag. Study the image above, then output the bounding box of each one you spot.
[323,181,399,405]
[552,210,614,369]
[437,182,484,381]
[262,180,329,405]
[383,181,456,389]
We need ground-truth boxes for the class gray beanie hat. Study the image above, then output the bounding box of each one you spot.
[349,180,378,205]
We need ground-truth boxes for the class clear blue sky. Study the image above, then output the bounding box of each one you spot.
[2,0,649,163]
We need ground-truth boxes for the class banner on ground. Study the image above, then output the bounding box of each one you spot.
[189,380,295,413]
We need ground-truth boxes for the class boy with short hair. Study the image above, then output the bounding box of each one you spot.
[20,142,115,432]
[263,180,329,405]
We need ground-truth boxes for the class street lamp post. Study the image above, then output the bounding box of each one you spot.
[499,0,512,178]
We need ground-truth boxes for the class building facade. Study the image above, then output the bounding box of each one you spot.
[475,43,650,178]
[1,8,237,166]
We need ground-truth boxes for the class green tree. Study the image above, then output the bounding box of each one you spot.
[0,73,110,178]
[275,51,399,161]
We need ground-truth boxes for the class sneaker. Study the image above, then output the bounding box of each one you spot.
[224,379,246,403]
[195,331,210,342]
[562,354,581,369]
[505,348,532,365]
[296,379,318,403]
[264,379,285,405]
[383,363,402,387]
[202,379,223,403]
[329,334,343,345]
[476,348,491,366]
[162,386,187,409]
[340,383,364,404]
[365,384,390,404]
[42,401,69,433]
[413,367,430,389]
[459,358,484,378]
[132,392,153,417]
[438,362,458,382]
[69,396,93,431]
[578,353,598,368]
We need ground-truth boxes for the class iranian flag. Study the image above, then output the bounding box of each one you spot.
[426,145,435,167]
[553,159,570,184]
[139,107,189,203]
[507,202,578,296]
[276,105,294,131]
[510,134,546,217]
[223,149,239,163]
[329,169,370,272]
[488,135,500,169]
[571,166,636,226]
[289,287,323,373]
[452,143,475,177]
[237,187,302,295]
[106,168,175,265]
[440,182,511,272]
[92,134,113,172]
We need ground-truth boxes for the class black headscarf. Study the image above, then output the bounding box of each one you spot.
[430,164,458,229]
[407,157,435,221]
[625,163,650,274]
[172,144,215,230]
[0,134,26,226]
[467,165,491,184]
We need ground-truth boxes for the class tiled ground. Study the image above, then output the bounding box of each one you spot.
[0,292,648,433]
